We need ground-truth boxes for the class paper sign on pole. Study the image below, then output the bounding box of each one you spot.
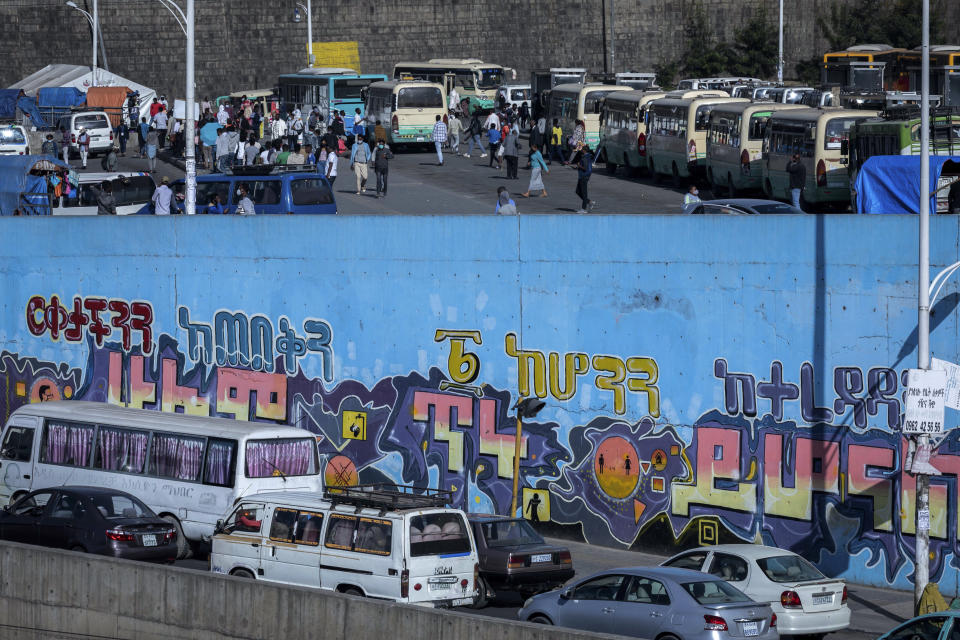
[932,357,960,410]
[903,368,947,434]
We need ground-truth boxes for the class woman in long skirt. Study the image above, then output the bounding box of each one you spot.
[522,144,549,197]
[145,127,160,173]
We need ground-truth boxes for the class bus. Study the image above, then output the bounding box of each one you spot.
[277,68,387,125]
[365,81,447,146]
[762,108,878,209]
[848,106,960,210]
[0,401,323,557]
[646,95,748,183]
[600,91,666,173]
[547,83,633,153]
[706,102,808,196]
[392,59,506,112]
[821,45,906,91]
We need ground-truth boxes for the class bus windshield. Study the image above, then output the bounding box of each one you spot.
[476,69,504,89]
[397,87,443,109]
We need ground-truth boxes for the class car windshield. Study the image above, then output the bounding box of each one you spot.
[481,519,544,547]
[756,555,825,583]
[0,128,26,144]
[75,114,109,129]
[476,69,504,89]
[409,512,472,557]
[682,580,752,605]
[90,493,154,519]
[749,202,800,214]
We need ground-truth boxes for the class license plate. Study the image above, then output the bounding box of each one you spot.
[431,582,450,591]
[742,621,759,637]
[141,534,157,547]
[452,597,473,606]
[813,594,832,605]
[531,553,552,563]
[416,137,425,142]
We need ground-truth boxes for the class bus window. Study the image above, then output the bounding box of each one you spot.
[748,113,773,140]
[477,68,503,89]
[149,433,204,481]
[41,421,94,467]
[245,438,317,477]
[1,426,34,462]
[196,181,231,210]
[695,105,719,131]
[232,180,281,205]
[455,72,475,89]
[397,87,443,109]
[334,78,372,100]
[93,426,148,473]
[203,438,237,487]
[584,90,616,115]
[824,118,859,150]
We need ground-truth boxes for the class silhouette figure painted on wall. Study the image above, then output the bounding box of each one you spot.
[598,453,605,475]
[527,493,542,522]
[624,455,631,475]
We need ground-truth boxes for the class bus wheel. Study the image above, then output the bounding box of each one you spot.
[671,163,681,189]
[161,514,192,560]
[727,174,737,198]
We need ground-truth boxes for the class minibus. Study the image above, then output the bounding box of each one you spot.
[365,81,447,146]
[547,83,632,152]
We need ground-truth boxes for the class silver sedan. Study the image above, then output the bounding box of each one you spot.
[518,566,778,640]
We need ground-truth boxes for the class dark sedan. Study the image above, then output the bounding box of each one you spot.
[684,198,806,215]
[468,514,575,607]
[0,486,177,562]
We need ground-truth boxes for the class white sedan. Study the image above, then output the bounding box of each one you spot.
[661,544,850,637]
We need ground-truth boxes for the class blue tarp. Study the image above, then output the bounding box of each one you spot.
[37,87,85,108]
[17,96,49,129]
[0,154,70,216]
[855,155,960,214]
[0,89,18,120]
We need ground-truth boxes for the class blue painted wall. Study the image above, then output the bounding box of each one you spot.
[2,214,960,593]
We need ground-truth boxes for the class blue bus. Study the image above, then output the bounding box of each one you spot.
[277,68,387,128]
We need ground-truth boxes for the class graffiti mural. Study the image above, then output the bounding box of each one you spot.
[3,214,960,596]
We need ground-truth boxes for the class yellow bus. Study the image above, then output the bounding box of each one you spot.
[392,59,505,112]
[365,81,446,147]
[706,102,808,196]
[547,83,633,153]
[646,95,748,184]
[762,108,878,209]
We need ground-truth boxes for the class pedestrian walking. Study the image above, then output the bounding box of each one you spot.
[216,104,229,126]
[566,119,585,165]
[372,140,393,197]
[137,118,149,158]
[446,112,462,154]
[290,109,305,148]
[325,147,339,187]
[115,121,129,156]
[40,133,59,158]
[152,176,173,215]
[464,110,487,158]
[349,136,371,194]
[487,124,502,169]
[245,136,261,165]
[200,120,219,170]
[548,119,564,164]
[96,180,117,215]
[153,107,168,149]
[271,112,287,144]
[495,186,517,215]
[786,154,806,209]
[518,102,530,130]
[215,128,230,172]
[145,127,159,173]
[432,115,447,166]
[575,146,596,213]
[77,127,90,168]
[521,144,549,197]
[502,128,519,179]
[101,146,118,172]
[288,143,305,165]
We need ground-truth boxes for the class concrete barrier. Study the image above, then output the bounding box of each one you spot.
[0,540,621,640]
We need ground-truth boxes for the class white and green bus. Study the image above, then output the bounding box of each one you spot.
[706,102,808,196]
[365,81,446,146]
[599,90,728,174]
[762,108,878,209]
[646,95,748,183]
[548,83,633,153]
[392,59,505,112]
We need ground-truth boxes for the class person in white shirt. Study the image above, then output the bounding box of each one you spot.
[152,176,173,215]
[484,111,500,131]
[236,182,256,215]
[325,148,338,187]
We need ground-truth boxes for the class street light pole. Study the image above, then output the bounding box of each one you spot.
[777,0,784,84]
[915,0,931,612]
[92,0,98,85]
[184,0,196,217]
[295,1,314,67]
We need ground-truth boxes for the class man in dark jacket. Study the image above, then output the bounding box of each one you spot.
[372,141,394,198]
[575,146,595,213]
[96,180,117,215]
[786,154,806,209]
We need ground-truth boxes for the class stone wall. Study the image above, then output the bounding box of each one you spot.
[3,0,958,101]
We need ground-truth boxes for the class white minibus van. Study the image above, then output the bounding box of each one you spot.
[0,401,323,557]
[365,80,447,146]
[211,485,479,607]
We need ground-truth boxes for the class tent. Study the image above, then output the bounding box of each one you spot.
[854,155,960,214]
[0,154,70,216]
[9,65,157,122]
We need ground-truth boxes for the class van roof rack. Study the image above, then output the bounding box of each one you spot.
[224,163,318,176]
[324,483,453,511]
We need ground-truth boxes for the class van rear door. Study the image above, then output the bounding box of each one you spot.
[406,510,477,607]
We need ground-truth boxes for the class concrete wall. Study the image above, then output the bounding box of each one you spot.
[0,540,618,640]
[3,0,959,99]
[2,214,960,595]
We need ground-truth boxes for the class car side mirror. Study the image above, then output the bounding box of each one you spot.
[214,519,224,534]
[560,588,574,600]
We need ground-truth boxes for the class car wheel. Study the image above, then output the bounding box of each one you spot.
[528,615,552,625]
[230,568,255,579]
[727,173,737,198]
[161,514,192,560]
[656,634,681,640]
[470,576,491,609]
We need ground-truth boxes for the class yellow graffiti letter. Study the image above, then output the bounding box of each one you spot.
[626,357,660,418]
[593,355,627,415]
[505,332,547,398]
[435,329,483,384]
[549,352,589,401]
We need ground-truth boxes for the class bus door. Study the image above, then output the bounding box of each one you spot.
[0,414,40,503]
[444,73,457,101]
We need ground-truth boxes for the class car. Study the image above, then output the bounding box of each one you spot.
[877,611,960,640]
[53,171,156,216]
[467,514,574,607]
[684,198,806,215]
[56,111,115,158]
[661,544,849,637]
[0,124,30,155]
[518,566,777,639]
[0,486,177,562]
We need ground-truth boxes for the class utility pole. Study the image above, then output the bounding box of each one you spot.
[184,0,196,216]
[92,0,99,85]
[609,0,616,75]
[777,0,784,84]
[914,0,931,613]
